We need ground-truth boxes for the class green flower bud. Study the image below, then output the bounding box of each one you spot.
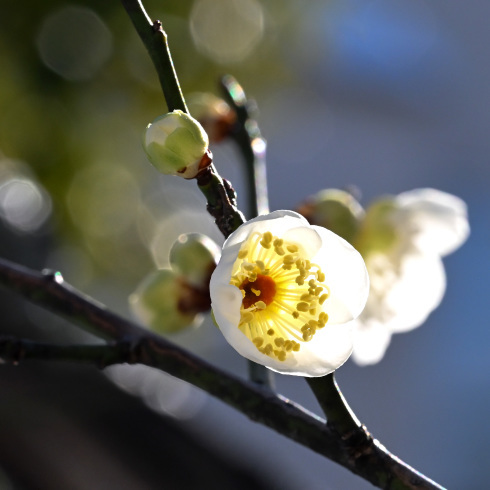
[186,92,236,142]
[169,233,219,288]
[129,269,199,334]
[296,189,364,244]
[354,198,398,257]
[143,110,211,179]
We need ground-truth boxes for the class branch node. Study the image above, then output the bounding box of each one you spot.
[152,20,163,33]
[41,268,64,284]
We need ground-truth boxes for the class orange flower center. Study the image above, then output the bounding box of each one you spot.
[240,274,276,309]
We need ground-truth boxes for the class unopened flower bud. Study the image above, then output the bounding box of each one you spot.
[355,198,398,256]
[143,110,211,179]
[169,233,219,288]
[296,189,364,244]
[187,93,236,142]
[129,269,201,334]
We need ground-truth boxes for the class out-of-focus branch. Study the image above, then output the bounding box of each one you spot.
[220,75,269,218]
[0,256,444,489]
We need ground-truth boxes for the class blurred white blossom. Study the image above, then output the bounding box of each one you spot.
[298,188,469,365]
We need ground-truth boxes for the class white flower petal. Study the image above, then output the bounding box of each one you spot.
[223,210,309,249]
[351,320,392,366]
[313,226,370,324]
[395,188,470,256]
[383,253,446,333]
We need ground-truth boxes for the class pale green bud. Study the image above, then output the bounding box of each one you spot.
[129,269,199,334]
[143,110,210,179]
[297,189,364,244]
[354,198,398,257]
[169,233,219,288]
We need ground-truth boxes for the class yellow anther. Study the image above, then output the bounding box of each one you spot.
[292,342,300,352]
[305,260,311,270]
[243,263,255,271]
[292,311,300,319]
[301,325,310,333]
[238,249,248,259]
[274,338,285,347]
[308,279,316,287]
[295,276,305,286]
[300,293,313,302]
[309,307,317,316]
[263,344,273,355]
[283,254,295,264]
[251,288,261,296]
[314,287,323,296]
[319,312,328,324]
[255,301,266,310]
[319,294,329,305]
[253,337,264,347]
[256,260,265,271]
[308,320,319,328]
[284,340,293,351]
[287,244,299,253]
[296,302,310,312]
[302,332,313,342]
[273,238,283,247]
[317,271,325,282]
[274,246,285,256]
[282,264,293,270]
[267,328,275,336]
[277,351,287,361]
[242,311,254,323]
[260,232,273,248]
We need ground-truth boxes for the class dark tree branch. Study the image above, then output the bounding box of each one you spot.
[0,256,444,489]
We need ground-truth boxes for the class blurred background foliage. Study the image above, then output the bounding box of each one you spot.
[0,0,489,488]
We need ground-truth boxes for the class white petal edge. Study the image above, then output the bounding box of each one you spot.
[395,188,469,257]
[351,320,392,366]
[312,226,370,325]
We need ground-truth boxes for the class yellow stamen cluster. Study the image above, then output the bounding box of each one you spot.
[230,231,330,362]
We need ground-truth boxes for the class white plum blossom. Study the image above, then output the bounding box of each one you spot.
[210,210,369,377]
[350,188,469,365]
[298,188,469,366]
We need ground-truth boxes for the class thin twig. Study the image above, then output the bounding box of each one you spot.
[120,0,187,113]
[220,75,269,218]
[307,374,361,434]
